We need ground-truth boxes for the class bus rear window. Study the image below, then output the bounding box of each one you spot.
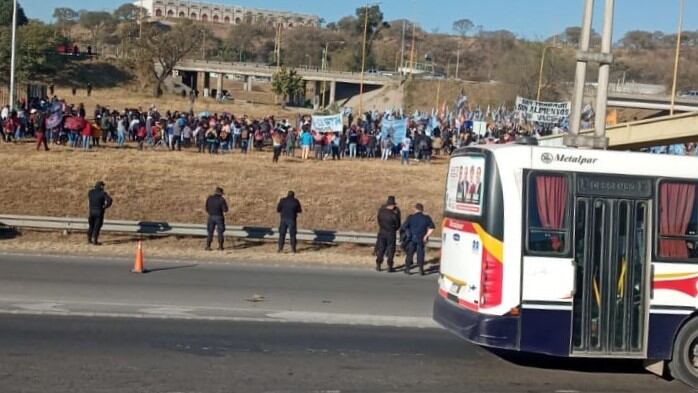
[658,181,698,260]
[445,155,486,216]
[526,173,570,255]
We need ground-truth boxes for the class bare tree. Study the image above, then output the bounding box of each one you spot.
[135,21,204,97]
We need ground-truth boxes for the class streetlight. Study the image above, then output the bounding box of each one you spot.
[670,0,685,116]
[321,40,345,107]
[536,45,560,101]
[9,0,17,110]
[358,2,379,121]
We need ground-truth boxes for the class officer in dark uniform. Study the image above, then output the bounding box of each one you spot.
[375,196,401,272]
[277,191,302,253]
[205,187,229,250]
[401,203,435,275]
[87,181,112,245]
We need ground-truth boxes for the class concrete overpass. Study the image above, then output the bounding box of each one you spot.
[173,60,395,107]
[607,92,698,112]
[539,111,698,150]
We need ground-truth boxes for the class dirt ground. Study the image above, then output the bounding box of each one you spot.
[53,86,310,121]
[0,143,447,234]
[0,229,440,270]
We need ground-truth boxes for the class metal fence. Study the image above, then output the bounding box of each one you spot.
[0,215,442,249]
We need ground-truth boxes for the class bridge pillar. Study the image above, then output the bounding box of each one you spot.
[329,80,336,106]
[203,72,211,97]
[216,73,224,99]
[313,81,322,110]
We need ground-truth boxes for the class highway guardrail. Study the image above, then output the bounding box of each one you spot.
[0,215,442,249]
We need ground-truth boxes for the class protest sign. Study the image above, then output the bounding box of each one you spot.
[311,114,343,133]
[515,96,571,124]
[473,121,488,136]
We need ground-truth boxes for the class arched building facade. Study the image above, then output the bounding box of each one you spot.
[140,0,320,28]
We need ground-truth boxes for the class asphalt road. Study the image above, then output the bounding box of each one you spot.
[0,253,690,392]
[0,315,688,393]
[0,252,437,327]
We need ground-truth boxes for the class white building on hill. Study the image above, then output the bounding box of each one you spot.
[138,0,320,28]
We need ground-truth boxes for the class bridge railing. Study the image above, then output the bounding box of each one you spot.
[178,59,397,82]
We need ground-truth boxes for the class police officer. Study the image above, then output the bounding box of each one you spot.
[401,203,435,275]
[205,187,229,251]
[87,181,112,245]
[277,191,302,253]
[375,196,401,272]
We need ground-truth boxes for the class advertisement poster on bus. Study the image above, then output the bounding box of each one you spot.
[311,114,343,133]
[446,156,486,216]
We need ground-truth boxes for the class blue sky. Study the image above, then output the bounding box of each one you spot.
[20,0,698,40]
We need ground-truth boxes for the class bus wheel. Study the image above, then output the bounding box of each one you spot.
[669,317,698,389]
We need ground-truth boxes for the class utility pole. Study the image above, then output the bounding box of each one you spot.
[202,29,206,59]
[408,21,416,79]
[276,23,282,68]
[9,0,17,110]
[139,0,144,39]
[358,4,369,119]
[454,42,460,80]
[399,20,406,72]
[670,0,685,116]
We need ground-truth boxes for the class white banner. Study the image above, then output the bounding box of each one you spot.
[473,121,488,136]
[311,114,343,133]
[515,96,571,124]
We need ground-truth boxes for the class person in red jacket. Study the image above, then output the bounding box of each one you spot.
[81,121,92,151]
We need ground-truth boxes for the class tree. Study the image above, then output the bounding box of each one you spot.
[350,5,390,71]
[113,3,146,22]
[53,7,78,38]
[271,66,303,107]
[79,11,117,47]
[0,0,28,27]
[452,19,474,37]
[0,21,64,84]
[134,21,203,96]
[53,7,79,24]
[620,30,658,51]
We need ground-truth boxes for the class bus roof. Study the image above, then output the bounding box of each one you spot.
[453,144,698,180]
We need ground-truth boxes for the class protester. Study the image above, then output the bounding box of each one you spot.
[401,203,435,276]
[87,181,113,246]
[277,191,302,254]
[205,187,229,251]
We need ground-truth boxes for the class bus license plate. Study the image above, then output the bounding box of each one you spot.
[450,283,460,295]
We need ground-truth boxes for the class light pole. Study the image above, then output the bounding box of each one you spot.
[321,40,344,108]
[536,46,560,101]
[358,3,370,119]
[670,0,685,116]
[9,0,17,110]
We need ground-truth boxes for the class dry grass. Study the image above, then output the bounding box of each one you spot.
[0,144,447,234]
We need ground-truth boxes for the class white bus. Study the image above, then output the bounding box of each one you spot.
[434,142,698,388]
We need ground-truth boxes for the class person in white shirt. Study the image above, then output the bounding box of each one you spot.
[401,136,411,165]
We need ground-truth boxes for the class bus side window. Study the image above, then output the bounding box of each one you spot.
[657,181,698,261]
[527,173,570,255]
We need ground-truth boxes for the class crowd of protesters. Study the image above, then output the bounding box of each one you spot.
[2,96,698,160]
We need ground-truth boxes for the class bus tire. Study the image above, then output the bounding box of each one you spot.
[669,317,698,389]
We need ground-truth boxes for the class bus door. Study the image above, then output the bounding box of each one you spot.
[572,197,650,357]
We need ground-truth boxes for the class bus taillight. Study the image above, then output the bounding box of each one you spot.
[479,251,503,308]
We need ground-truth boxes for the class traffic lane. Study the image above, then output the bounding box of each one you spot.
[0,315,688,393]
[0,253,436,317]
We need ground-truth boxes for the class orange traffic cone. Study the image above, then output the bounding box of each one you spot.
[132,240,146,273]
